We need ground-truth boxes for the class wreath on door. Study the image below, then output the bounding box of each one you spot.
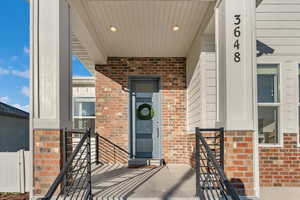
[136,103,154,120]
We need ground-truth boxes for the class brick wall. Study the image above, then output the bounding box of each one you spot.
[187,131,255,196]
[33,129,63,196]
[260,133,300,187]
[224,131,254,196]
[95,57,188,164]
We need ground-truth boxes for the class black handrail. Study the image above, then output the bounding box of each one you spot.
[96,134,131,164]
[198,128,224,170]
[41,129,92,200]
[195,127,240,200]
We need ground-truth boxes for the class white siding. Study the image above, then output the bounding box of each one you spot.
[187,52,217,132]
[281,62,299,133]
[257,0,300,136]
[202,53,217,128]
[187,55,202,132]
[256,0,300,56]
[73,86,95,98]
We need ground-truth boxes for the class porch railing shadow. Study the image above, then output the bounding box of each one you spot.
[96,134,131,164]
[92,164,163,199]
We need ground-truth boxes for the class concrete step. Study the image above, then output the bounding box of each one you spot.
[128,158,163,167]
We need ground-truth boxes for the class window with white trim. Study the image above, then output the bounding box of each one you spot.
[257,64,280,144]
[73,97,96,133]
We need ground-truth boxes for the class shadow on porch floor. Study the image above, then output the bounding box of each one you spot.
[91,164,198,200]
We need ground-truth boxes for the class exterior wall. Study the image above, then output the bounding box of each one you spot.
[257,0,300,187]
[73,86,95,98]
[256,0,300,57]
[187,52,217,132]
[0,115,29,152]
[95,57,189,164]
[224,131,255,196]
[187,131,255,196]
[260,133,300,187]
[33,130,62,196]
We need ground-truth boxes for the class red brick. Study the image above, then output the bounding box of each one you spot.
[259,133,300,187]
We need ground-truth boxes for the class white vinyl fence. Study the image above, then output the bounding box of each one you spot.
[0,150,30,192]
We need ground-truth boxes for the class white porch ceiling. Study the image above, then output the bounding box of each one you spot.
[70,0,215,65]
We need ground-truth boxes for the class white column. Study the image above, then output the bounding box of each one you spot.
[215,0,256,130]
[31,0,72,129]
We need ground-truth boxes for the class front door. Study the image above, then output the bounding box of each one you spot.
[130,77,161,159]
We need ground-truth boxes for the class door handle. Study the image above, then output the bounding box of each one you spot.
[157,128,159,138]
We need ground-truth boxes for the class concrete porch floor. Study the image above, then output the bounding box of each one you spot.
[91,164,198,200]
[260,187,300,200]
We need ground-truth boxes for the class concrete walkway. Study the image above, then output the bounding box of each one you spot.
[91,164,198,200]
[260,187,300,200]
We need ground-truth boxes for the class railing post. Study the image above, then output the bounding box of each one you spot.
[96,133,100,165]
[195,128,205,199]
[220,127,225,170]
[62,128,67,194]
[87,128,93,199]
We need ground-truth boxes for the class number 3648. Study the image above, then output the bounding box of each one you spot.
[233,14,241,63]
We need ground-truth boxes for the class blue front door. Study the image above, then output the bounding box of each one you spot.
[130,78,161,159]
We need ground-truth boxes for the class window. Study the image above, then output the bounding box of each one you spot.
[73,97,96,133]
[257,64,280,144]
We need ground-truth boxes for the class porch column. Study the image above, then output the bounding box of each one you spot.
[30,0,72,197]
[215,0,258,198]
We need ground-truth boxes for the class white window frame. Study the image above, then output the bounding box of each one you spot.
[257,63,283,147]
[72,97,96,130]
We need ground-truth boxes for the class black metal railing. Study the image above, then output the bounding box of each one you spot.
[195,127,240,200]
[199,128,225,170]
[95,134,131,164]
[41,129,92,200]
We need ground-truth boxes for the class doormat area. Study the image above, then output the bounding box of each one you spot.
[0,193,29,200]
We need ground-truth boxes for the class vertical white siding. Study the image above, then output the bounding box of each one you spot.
[281,62,299,133]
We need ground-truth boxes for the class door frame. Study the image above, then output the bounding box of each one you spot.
[128,75,162,159]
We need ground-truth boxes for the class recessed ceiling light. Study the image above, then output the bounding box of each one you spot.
[109,26,118,32]
[172,25,179,31]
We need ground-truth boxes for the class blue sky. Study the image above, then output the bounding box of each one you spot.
[0,0,91,112]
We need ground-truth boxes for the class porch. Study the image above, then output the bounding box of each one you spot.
[41,128,240,200]
[91,164,196,200]
[30,0,258,199]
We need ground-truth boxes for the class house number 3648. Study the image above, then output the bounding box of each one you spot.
[233,14,241,63]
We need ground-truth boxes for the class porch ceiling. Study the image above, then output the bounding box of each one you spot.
[70,0,216,63]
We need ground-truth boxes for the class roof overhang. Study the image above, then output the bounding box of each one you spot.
[69,0,217,69]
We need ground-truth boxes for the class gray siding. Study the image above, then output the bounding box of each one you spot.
[0,115,29,152]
